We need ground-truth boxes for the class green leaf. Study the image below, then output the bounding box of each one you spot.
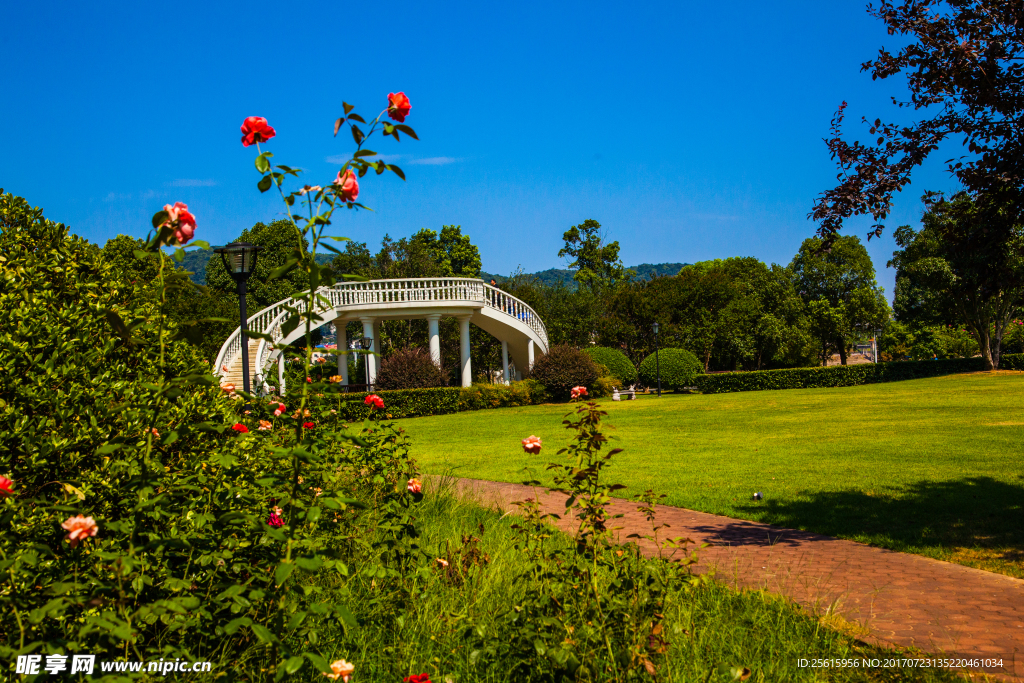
[267,258,299,281]
[343,102,354,115]
[255,154,271,174]
[334,117,345,137]
[250,623,277,644]
[350,124,364,145]
[284,656,305,674]
[104,310,132,342]
[224,617,252,635]
[304,653,332,674]
[387,165,406,181]
[354,149,377,158]
[188,240,211,250]
[257,176,273,193]
[96,443,122,455]
[275,561,296,586]
[395,124,419,140]
[151,210,170,229]
[132,249,151,261]
[336,603,358,629]
[347,113,366,124]
[172,248,185,263]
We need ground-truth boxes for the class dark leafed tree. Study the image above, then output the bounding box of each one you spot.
[889,191,1024,369]
[811,1,1024,243]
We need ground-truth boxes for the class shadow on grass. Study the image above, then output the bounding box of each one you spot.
[734,476,1024,570]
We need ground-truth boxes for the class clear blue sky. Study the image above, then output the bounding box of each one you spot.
[3,1,964,299]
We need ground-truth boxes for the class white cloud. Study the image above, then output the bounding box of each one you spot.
[324,154,460,166]
[167,179,217,187]
[407,156,460,166]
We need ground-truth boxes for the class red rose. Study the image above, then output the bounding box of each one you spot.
[0,475,12,497]
[303,421,315,429]
[363,394,384,410]
[522,435,542,454]
[387,92,411,123]
[334,169,359,203]
[403,675,431,683]
[231,423,249,434]
[240,116,276,147]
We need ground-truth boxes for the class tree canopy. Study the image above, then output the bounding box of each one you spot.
[811,0,1024,243]
[558,219,631,291]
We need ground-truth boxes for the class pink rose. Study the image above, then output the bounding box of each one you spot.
[258,420,272,431]
[61,515,99,548]
[522,435,542,454]
[162,201,196,245]
[0,476,12,497]
[334,169,359,203]
[387,92,411,122]
[324,659,355,681]
[407,478,422,494]
[570,386,588,400]
[435,557,449,568]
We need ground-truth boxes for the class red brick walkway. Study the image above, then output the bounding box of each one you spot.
[448,477,1023,680]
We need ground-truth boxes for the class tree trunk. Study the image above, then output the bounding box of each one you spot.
[837,340,848,366]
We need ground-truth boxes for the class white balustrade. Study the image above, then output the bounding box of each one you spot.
[214,278,548,383]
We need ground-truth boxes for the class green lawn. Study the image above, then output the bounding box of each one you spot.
[399,372,1024,578]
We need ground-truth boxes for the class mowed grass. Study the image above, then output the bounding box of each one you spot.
[400,372,1024,578]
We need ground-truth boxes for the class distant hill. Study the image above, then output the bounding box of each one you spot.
[480,263,688,287]
[177,251,686,287]
[177,250,332,285]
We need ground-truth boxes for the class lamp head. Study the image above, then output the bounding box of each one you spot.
[214,242,262,284]
[652,321,660,335]
[359,337,373,351]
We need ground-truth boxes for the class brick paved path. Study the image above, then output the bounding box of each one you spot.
[448,477,1023,680]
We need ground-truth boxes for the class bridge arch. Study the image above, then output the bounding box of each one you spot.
[214,278,549,395]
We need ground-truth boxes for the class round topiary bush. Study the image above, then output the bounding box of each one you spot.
[375,347,449,389]
[583,346,638,386]
[638,348,703,390]
[529,344,600,400]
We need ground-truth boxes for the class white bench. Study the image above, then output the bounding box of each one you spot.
[612,388,636,401]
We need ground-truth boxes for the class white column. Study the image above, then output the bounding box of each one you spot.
[278,352,286,397]
[527,340,535,373]
[458,315,472,388]
[426,314,441,366]
[501,340,509,384]
[337,321,349,385]
[360,317,377,386]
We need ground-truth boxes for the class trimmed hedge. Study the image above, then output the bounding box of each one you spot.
[530,345,600,400]
[694,354,1024,394]
[308,387,462,421]
[459,380,548,410]
[583,347,638,386]
[639,348,704,389]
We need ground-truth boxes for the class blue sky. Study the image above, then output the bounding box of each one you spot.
[3,1,964,299]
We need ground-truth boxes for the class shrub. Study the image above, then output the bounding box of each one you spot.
[375,346,448,390]
[529,344,600,400]
[692,356,1018,394]
[638,348,704,389]
[592,376,623,398]
[315,387,461,420]
[583,346,638,386]
[459,380,548,410]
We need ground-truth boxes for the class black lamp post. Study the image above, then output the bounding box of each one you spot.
[652,321,661,398]
[215,242,262,394]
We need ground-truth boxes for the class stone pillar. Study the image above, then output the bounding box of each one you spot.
[458,315,472,388]
[501,340,509,384]
[527,339,535,374]
[278,352,286,397]
[426,314,441,367]
[337,321,348,385]
[360,317,377,386]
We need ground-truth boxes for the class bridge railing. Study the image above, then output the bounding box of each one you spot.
[214,278,548,379]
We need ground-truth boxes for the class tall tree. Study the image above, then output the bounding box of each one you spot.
[889,191,1024,369]
[790,236,890,365]
[411,225,482,277]
[558,219,632,291]
[206,219,311,312]
[811,1,1024,244]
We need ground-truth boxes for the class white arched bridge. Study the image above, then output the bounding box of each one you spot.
[213,278,549,395]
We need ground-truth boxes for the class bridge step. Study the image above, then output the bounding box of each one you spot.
[221,339,262,389]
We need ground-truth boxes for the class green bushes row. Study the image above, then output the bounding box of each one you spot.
[302,380,549,420]
[694,355,1024,394]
